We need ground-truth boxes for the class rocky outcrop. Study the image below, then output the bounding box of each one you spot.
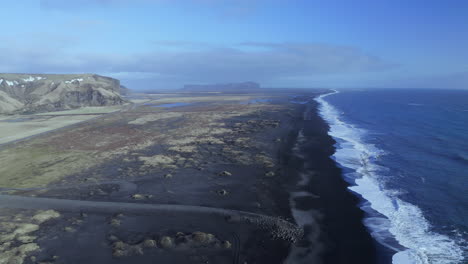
[0,73,125,114]
[182,82,261,92]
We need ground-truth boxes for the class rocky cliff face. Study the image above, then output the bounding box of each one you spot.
[120,85,131,96]
[0,74,125,114]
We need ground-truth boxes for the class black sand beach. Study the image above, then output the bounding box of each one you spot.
[289,100,381,264]
[0,91,382,264]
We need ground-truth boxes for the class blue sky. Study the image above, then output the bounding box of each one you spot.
[0,0,467,89]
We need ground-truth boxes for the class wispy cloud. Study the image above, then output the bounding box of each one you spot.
[0,37,396,89]
[3,33,465,89]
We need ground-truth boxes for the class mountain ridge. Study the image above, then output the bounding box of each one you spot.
[0,73,125,114]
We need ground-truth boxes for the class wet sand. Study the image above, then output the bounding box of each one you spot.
[294,101,382,264]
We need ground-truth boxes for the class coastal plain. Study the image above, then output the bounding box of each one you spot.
[0,91,312,264]
[0,90,381,264]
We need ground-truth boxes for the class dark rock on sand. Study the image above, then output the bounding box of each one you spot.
[218,171,232,176]
[160,236,174,249]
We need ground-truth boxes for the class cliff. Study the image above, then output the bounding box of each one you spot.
[0,73,125,114]
[120,85,131,96]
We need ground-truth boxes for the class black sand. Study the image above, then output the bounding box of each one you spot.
[292,100,384,264]
[0,91,386,264]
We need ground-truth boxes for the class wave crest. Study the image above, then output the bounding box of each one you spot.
[315,91,465,264]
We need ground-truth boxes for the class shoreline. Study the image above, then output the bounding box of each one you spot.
[0,91,392,263]
[314,90,467,264]
[284,97,388,264]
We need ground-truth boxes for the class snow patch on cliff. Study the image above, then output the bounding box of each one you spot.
[23,76,46,82]
[64,78,83,84]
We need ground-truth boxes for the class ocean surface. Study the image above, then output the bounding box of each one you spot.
[315,89,467,264]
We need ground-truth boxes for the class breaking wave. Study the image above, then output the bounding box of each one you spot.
[315,91,465,264]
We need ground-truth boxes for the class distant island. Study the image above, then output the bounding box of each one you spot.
[0,73,126,114]
[182,82,261,92]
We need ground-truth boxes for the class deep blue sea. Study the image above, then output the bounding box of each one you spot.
[315,89,467,264]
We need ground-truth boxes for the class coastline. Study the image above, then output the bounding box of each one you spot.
[285,96,386,264]
[314,90,467,264]
[0,91,393,263]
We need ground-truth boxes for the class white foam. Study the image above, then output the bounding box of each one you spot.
[0,79,3,85]
[315,91,465,264]
[393,251,420,264]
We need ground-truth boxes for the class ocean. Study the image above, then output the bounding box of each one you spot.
[315,89,467,264]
